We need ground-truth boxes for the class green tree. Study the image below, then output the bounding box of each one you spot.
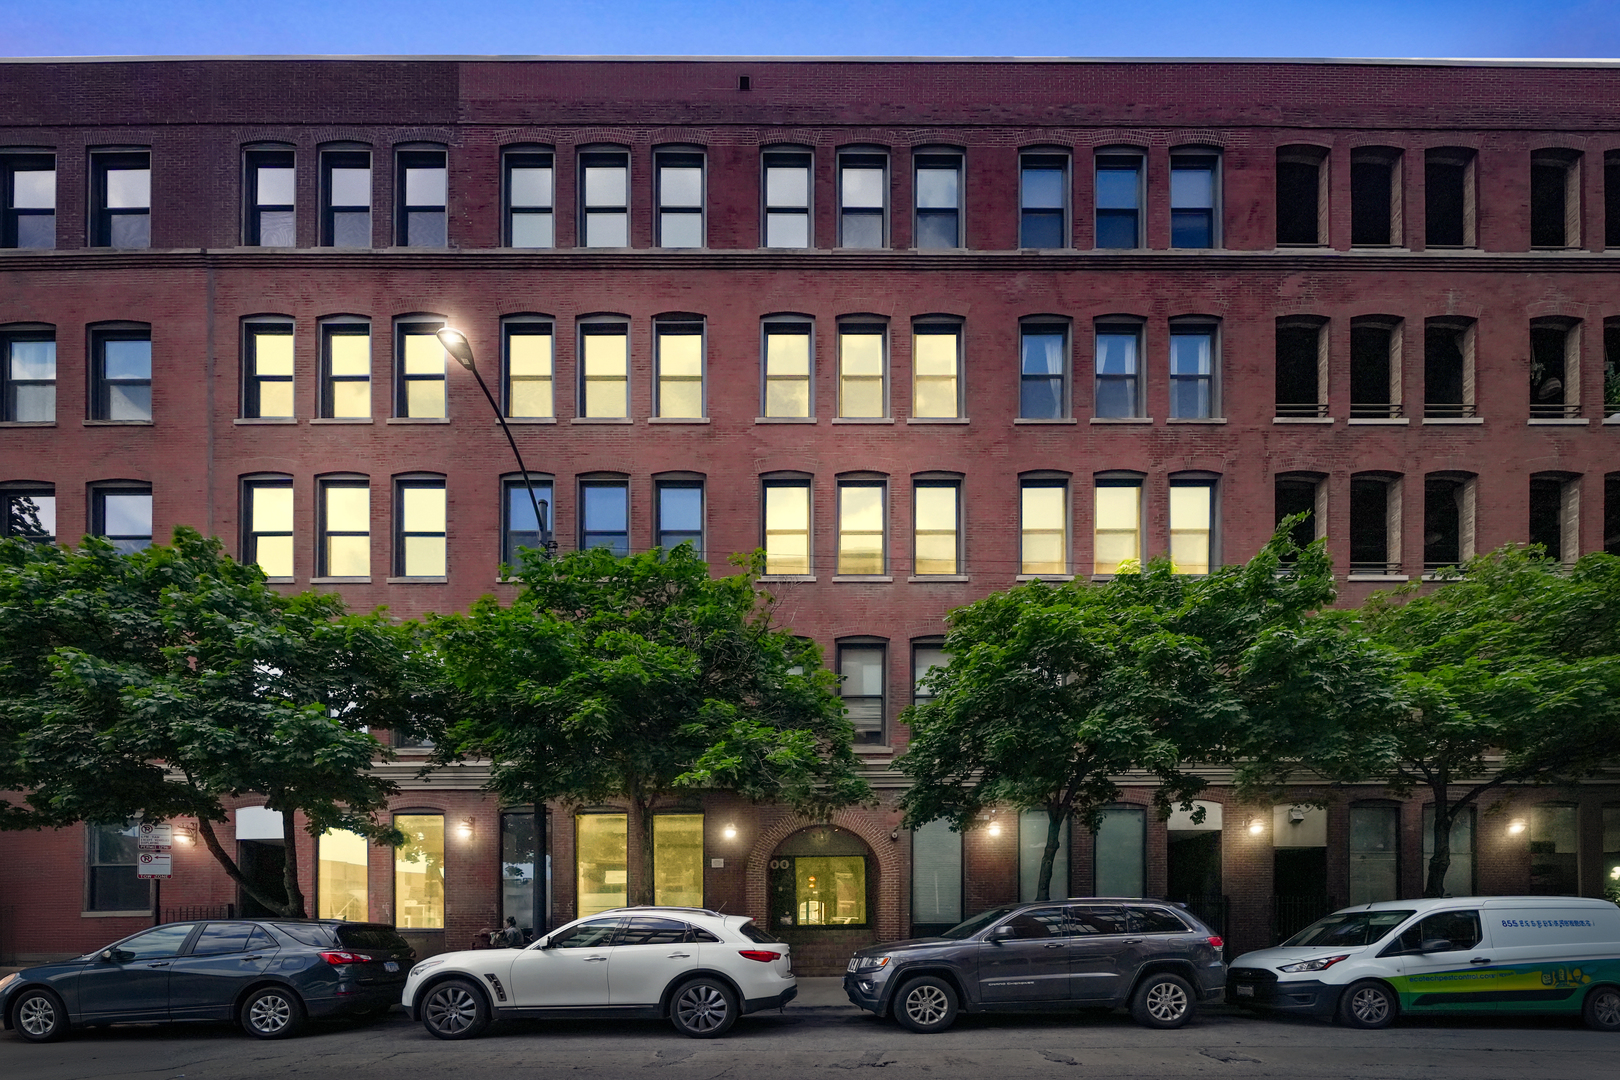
[897,525,1351,901]
[428,544,867,907]
[0,528,433,916]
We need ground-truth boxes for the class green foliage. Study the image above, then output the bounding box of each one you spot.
[428,544,866,905]
[0,528,433,915]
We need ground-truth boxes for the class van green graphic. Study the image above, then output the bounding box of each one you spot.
[1391,961,1617,1010]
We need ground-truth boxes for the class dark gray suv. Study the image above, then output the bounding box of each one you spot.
[844,900,1226,1033]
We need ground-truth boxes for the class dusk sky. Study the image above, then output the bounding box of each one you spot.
[5,0,1620,60]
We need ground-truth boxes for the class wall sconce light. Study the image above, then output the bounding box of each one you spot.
[1288,807,1307,825]
[456,818,475,840]
[722,823,738,840]
[1508,819,1527,836]
[1247,818,1265,836]
[987,821,1002,837]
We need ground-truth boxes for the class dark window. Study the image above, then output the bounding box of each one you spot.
[552,919,619,949]
[1095,154,1142,248]
[1607,474,1620,557]
[2,485,55,542]
[1424,476,1466,570]
[1391,910,1481,955]
[321,150,371,247]
[1274,477,1318,559]
[86,821,148,912]
[1424,322,1471,418]
[656,480,703,556]
[839,153,886,248]
[996,906,1067,939]
[656,151,704,248]
[2,328,55,422]
[1019,325,1066,419]
[190,923,258,957]
[1530,322,1576,418]
[1350,323,1398,419]
[580,480,629,556]
[1276,148,1325,245]
[92,486,152,554]
[396,150,447,247]
[1169,327,1215,419]
[763,150,812,248]
[505,150,554,248]
[114,924,194,960]
[242,323,293,419]
[334,925,409,951]
[1607,151,1620,249]
[1531,151,1579,248]
[689,925,720,943]
[1608,322,1620,417]
[1349,477,1395,574]
[3,153,55,249]
[245,149,295,247]
[839,642,886,745]
[914,154,962,249]
[1425,149,1472,247]
[91,328,152,421]
[1019,154,1066,248]
[581,151,629,248]
[1069,905,1131,935]
[1128,906,1191,934]
[1094,326,1140,418]
[272,923,337,948]
[616,917,689,947]
[501,475,554,568]
[1170,155,1216,248]
[738,921,783,944]
[1529,476,1567,561]
[1350,149,1398,246]
[91,152,150,248]
[1275,320,1324,417]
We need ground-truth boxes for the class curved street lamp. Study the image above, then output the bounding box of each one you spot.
[436,326,554,559]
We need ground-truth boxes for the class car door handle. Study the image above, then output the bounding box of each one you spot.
[1470,957,1492,965]
[667,952,691,959]
[242,955,263,961]
[146,962,170,968]
[1043,943,1065,949]
[583,956,608,962]
[1122,939,1144,945]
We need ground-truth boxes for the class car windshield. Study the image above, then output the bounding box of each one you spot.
[940,906,1018,940]
[1281,910,1414,948]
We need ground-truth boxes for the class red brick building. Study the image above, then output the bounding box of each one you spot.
[2,56,1619,973]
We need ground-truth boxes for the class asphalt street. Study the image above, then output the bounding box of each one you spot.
[3,980,1616,1080]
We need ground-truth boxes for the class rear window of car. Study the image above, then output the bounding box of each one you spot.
[738,920,783,944]
[1128,906,1192,934]
[336,924,413,952]
[272,923,337,948]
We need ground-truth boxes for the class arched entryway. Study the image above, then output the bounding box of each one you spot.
[756,823,886,975]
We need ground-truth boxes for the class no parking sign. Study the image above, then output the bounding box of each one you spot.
[137,850,172,879]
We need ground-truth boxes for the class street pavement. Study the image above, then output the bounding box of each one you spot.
[3,978,1617,1079]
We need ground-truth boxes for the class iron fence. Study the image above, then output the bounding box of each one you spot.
[161,904,236,924]
[1177,895,1229,937]
[1272,895,1337,945]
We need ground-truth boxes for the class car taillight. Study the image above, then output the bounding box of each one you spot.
[738,950,782,963]
[1206,936,1224,950]
[319,950,373,965]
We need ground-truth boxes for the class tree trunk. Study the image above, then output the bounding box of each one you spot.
[279,803,308,917]
[1424,783,1453,899]
[195,816,295,917]
[632,795,657,907]
[1035,807,1066,902]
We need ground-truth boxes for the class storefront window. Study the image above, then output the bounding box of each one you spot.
[1602,807,1620,903]
[653,813,704,908]
[1349,804,1399,905]
[318,828,369,920]
[501,810,538,934]
[1091,807,1141,898]
[767,825,871,929]
[1420,805,1475,897]
[911,818,962,934]
[86,820,148,912]
[1530,803,1578,895]
[577,813,628,917]
[394,814,445,929]
[1020,808,1074,901]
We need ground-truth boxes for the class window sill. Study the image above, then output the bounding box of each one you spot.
[1527,417,1589,426]
[1605,414,1620,425]
[1016,573,1075,582]
[81,910,153,918]
[1014,417,1078,425]
[1347,417,1410,425]
[854,745,895,755]
[571,417,633,425]
[234,417,298,425]
[1422,417,1485,425]
[0,419,55,427]
[1347,574,1410,582]
[263,576,295,585]
[387,416,450,424]
[759,574,817,582]
[503,416,556,424]
[310,576,372,584]
[908,574,970,583]
[1273,416,1334,424]
[906,416,969,424]
[755,416,816,424]
[1089,417,1153,425]
[386,576,449,584]
[832,575,894,583]
[1166,417,1227,424]
[84,419,153,426]
[831,417,895,424]
[648,416,711,424]
[311,417,374,424]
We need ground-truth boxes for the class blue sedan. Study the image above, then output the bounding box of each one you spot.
[0,919,413,1042]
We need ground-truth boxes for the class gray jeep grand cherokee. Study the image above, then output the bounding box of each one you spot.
[844,899,1226,1033]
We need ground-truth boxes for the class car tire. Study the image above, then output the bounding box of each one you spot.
[1130,972,1197,1029]
[11,988,69,1043]
[1337,980,1397,1029]
[1583,985,1620,1032]
[668,978,738,1039]
[892,976,958,1034]
[420,978,491,1040]
[240,985,306,1040]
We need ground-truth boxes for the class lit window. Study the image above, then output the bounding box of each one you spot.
[763,150,811,248]
[763,481,810,575]
[1020,154,1067,248]
[243,324,294,419]
[243,478,294,578]
[504,323,553,418]
[653,813,704,908]
[1094,327,1140,418]
[394,814,445,929]
[396,323,447,418]
[246,149,295,247]
[2,328,55,422]
[86,821,147,912]
[321,150,371,247]
[1094,480,1141,574]
[395,478,447,578]
[505,150,554,248]
[838,325,885,418]
[839,643,886,745]
[576,813,628,917]
[501,475,554,568]
[769,826,870,927]
[913,482,959,576]
[656,481,703,556]
[580,480,629,556]
[397,149,447,247]
[93,486,153,554]
[656,322,703,418]
[91,328,152,421]
[1169,328,1214,419]
[1169,482,1214,575]
[839,153,886,248]
[581,324,629,418]
[321,323,371,418]
[657,151,704,248]
[763,323,812,418]
[914,154,961,249]
[1095,153,1142,249]
[317,829,369,921]
[1020,325,1066,419]
[1020,481,1067,576]
[319,479,370,578]
[837,482,885,575]
[911,326,960,419]
[1170,155,1216,248]
[581,151,629,248]
[3,154,55,249]
[92,152,150,248]
[1,485,54,542]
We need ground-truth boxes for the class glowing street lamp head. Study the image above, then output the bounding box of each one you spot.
[436,326,475,370]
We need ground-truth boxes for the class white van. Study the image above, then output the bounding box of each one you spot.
[1228,896,1620,1031]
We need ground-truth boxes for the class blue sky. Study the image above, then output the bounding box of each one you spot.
[4,1,1619,59]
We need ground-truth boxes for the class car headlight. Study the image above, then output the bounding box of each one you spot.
[0,973,17,994]
[853,955,891,972]
[409,959,445,978]
[1278,954,1348,973]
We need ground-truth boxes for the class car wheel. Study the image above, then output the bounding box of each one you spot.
[12,989,69,1043]
[1584,985,1620,1032]
[892,976,958,1034]
[1131,973,1196,1029]
[669,978,738,1039]
[241,986,305,1040]
[420,978,491,1040]
[1337,980,1397,1029]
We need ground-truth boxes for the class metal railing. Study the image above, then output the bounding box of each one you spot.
[1423,401,1476,418]
[1529,402,1582,419]
[161,904,236,924]
[1177,895,1229,937]
[1348,561,1402,576]
[1349,402,1403,419]
[1273,895,1338,945]
[1275,401,1329,418]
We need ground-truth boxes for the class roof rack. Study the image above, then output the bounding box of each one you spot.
[596,905,725,918]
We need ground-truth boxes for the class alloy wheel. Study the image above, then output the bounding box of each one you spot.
[1144,981,1189,1024]
[676,984,729,1033]
[426,985,480,1035]
[248,992,292,1035]
[18,995,57,1038]
[1591,989,1620,1029]
[1350,986,1390,1025]
[904,984,950,1027]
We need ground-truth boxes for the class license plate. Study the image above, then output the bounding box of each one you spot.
[1236,984,1254,997]
[847,959,858,972]
[385,961,400,973]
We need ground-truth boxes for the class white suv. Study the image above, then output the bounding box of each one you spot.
[403,907,796,1039]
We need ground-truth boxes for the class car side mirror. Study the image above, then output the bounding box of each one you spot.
[102,948,131,963]
[988,925,1017,942]
[1419,938,1453,953]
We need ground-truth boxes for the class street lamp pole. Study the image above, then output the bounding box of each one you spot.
[435,325,553,940]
